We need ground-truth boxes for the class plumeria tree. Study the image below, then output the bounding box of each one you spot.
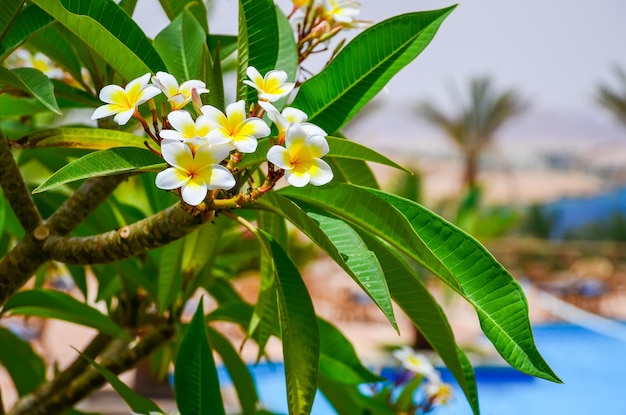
[0,1,559,415]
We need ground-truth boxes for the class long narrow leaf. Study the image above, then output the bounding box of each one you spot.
[79,351,162,414]
[291,7,455,134]
[175,300,226,415]
[157,239,184,313]
[33,147,165,194]
[31,0,165,80]
[15,128,147,150]
[0,4,53,60]
[258,229,320,415]
[0,327,46,396]
[280,184,560,383]
[357,231,480,414]
[2,289,126,338]
[0,0,25,44]
[0,67,61,114]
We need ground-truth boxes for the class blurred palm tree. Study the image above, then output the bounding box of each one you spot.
[596,66,626,129]
[417,76,527,189]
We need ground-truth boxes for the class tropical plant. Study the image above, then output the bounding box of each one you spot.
[596,65,626,129]
[0,1,559,415]
[417,76,527,189]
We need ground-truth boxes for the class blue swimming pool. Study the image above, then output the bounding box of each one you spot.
[228,323,626,415]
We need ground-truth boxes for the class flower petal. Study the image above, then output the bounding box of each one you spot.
[232,135,258,153]
[91,104,121,120]
[267,145,293,170]
[200,105,228,128]
[306,159,333,186]
[156,167,189,190]
[285,166,311,187]
[152,71,180,97]
[306,135,330,157]
[99,85,127,105]
[168,110,196,138]
[181,179,208,206]
[112,108,135,125]
[199,165,236,190]
[161,140,193,168]
[238,118,271,139]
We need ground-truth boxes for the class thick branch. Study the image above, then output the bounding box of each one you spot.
[43,203,209,264]
[45,174,130,235]
[8,325,174,415]
[0,236,47,306]
[0,134,42,232]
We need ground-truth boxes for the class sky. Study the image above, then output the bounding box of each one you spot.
[137,1,626,151]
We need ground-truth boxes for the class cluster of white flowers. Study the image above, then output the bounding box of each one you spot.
[290,0,362,28]
[91,67,332,206]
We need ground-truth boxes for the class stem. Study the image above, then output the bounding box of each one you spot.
[44,174,130,235]
[0,133,43,232]
[7,326,174,415]
[43,202,207,264]
[0,236,47,306]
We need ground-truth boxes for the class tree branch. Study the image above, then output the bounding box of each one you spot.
[0,236,48,306]
[0,133,42,232]
[43,203,210,264]
[45,174,131,235]
[7,325,174,415]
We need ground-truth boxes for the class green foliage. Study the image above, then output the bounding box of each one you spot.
[0,2,560,415]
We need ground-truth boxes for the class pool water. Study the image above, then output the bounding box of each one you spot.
[227,323,626,415]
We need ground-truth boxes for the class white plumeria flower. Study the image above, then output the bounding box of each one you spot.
[392,346,438,379]
[266,123,333,187]
[14,49,65,79]
[159,110,214,150]
[425,382,453,406]
[151,71,209,110]
[91,73,161,125]
[200,100,270,153]
[155,141,235,206]
[320,0,361,25]
[259,101,327,139]
[243,66,295,102]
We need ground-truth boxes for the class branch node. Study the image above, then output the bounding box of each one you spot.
[33,226,50,241]
[119,226,131,239]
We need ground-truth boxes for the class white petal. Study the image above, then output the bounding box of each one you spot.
[181,180,208,206]
[152,71,179,97]
[285,123,308,148]
[201,165,236,190]
[225,100,246,120]
[167,110,195,135]
[159,129,185,141]
[233,136,258,153]
[193,143,221,165]
[91,104,119,120]
[200,105,227,127]
[156,167,189,190]
[265,69,289,84]
[241,118,271,139]
[206,129,233,146]
[178,79,208,96]
[301,123,327,138]
[267,145,293,170]
[113,108,135,125]
[245,66,263,83]
[282,107,308,123]
[307,159,333,186]
[307,135,330,157]
[285,167,311,187]
[98,85,126,104]
[125,73,151,93]
[161,140,193,167]
[136,85,162,104]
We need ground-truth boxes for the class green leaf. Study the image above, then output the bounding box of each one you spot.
[175,300,226,415]
[3,289,126,338]
[0,326,46,396]
[33,147,165,194]
[15,128,147,150]
[319,374,394,415]
[257,193,397,331]
[326,157,379,188]
[272,5,298,110]
[207,327,258,415]
[157,238,184,313]
[318,319,381,385]
[291,6,455,134]
[0,0,24,44]
[281,184,561,383]
[258,230,319,415]
[357,231,479,414]
[237,0,278,101]
[154,10,206,81]
[159,0,209,33]
[238,136,406,172]
[31,0,165,81]
[181,218,227,287]
[0,187,5,235]
[0,4,53,60]
[79,351,162,414]
[0,67,61,114]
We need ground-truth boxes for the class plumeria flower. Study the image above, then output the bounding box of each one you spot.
[243,66,295,102]
[200,100,270,153]
[155,141,235,206]
[392,346,438,379]
[320,0,362,26]
[91,73,161,125]
[259,101,326,139]
[159,110,214,150]
[14,49,65,79]
[266,123,333,187]
[151,71,209,110]
[425,382,453,406]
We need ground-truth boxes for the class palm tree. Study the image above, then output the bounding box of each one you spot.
[418,77,527,189]
[596,66,626,129]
